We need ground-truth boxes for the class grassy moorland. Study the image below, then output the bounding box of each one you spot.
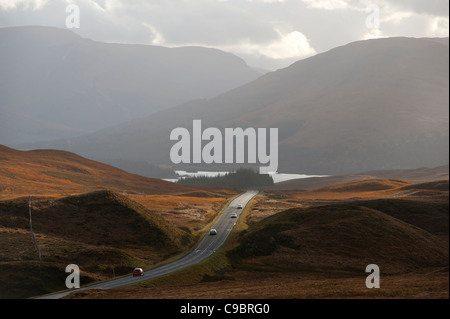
[0,145,236,298]
[0,144,196,197]
[1,145,448,299]
[0,190,235,298]
[68,179,448,299]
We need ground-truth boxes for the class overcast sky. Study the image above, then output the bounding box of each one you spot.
[0,0,448,70]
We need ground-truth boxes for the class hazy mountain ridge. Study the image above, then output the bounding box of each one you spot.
[0,26,261,144]
[16,36,449,175]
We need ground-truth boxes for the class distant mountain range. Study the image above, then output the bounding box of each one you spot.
[21,36,448,176]
[0,26,261,144]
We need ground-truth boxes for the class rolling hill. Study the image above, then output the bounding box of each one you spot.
[229,201,449,274]
[0,26,261,145]
[0,144,236,298]
[0,144,193,196]
[364,165,450,183]
[22,36,449,175]
[68,183,448,299]
[0,190,194,298]
[267,165,449,191]
[313,178,411,193]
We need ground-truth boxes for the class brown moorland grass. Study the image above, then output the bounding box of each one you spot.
[127,193,229,231]
[230,204,448,274]
[0,191,192,252]
[0,145,239,298]
[267,166,449,192]
[67,188,449,299]
[0,190,235,298]
[252,180,449,223]
[0,144,200,197]
[1,146,447,300]
[315,179,412,193]
[66,268,449,299]
[288,179,415,200]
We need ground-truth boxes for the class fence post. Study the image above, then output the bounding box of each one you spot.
[29,196,42,261]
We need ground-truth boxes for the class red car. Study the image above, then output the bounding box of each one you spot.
[132,268,144,277]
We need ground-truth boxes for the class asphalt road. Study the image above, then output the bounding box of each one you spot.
[37,190,258,299]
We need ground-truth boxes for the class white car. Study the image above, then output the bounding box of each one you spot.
[231,212,238,218]
[209,229,217,235]
[237,204,243,209]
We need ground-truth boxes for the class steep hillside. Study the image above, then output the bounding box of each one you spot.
[0,144,193,196]
[0,190,194,298]
[0,191,192,252]
[350,198,449,238]
[230,202,448,274]
[0,26,261,144]
[25,36,449,175]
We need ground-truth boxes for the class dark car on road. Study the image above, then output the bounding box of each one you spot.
[132,268,145,277]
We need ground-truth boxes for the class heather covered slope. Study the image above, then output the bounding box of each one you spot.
[0,144,235,298]
[0,191,192,253]
[229,201,448,274]
[314,179,412,193]
[64,187,449,299]
[0,191,195,298]
[0,144,193,196]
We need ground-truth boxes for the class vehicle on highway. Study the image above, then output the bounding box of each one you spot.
[237,204,243,209]
[231,212,238,218]
[132,268,145,277]
[209,229,217,235]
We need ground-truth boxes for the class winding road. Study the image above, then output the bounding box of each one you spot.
[37,190,258,299]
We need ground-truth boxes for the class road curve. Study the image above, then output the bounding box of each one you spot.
[36,190,258,299]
